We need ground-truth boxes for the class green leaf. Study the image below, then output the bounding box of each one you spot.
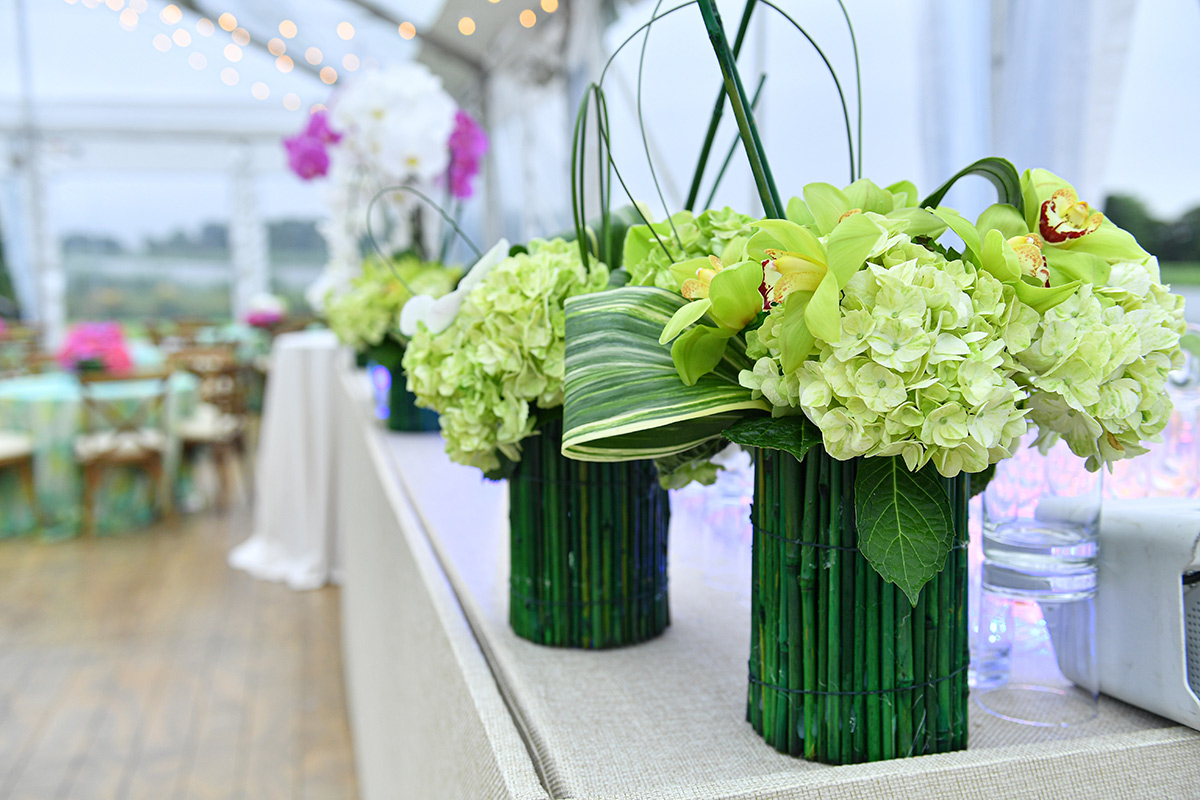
[804,183,853,235]
[968,463,995,500]
[920,157,1024,215]
[562,287,769,462]
[825,212,883,287]
[723,414,822,464]
[854,456,955,606]
[778,291,816,372]
[708,260,765,331]
[671,325,731,386]
[660,298,712,344]
[975,203,1028,240]
[785,196,816,226]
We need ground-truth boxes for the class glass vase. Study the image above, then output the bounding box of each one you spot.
[508,417,671,648]
[748,446,969,764]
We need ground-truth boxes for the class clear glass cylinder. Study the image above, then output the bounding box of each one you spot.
[975,434,1101,727]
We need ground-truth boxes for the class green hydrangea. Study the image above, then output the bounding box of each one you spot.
[740,232,1034,478]
[325,254,461,350]
[624,207,757,290]
[1021,261,1186,470]
[402,238,609,473]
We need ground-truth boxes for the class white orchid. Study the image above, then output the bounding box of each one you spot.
[400,239,510,337]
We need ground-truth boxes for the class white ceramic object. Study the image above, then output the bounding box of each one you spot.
[1095,498,1200,730]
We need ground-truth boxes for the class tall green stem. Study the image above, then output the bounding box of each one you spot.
[696,0,783,219]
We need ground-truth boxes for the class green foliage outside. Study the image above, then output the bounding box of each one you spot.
[1104,195,1200,284]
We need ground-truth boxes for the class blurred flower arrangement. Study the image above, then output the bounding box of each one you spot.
[243,293,288,330]
[58,322,133,374]
[324,254,461,353]
[402,238,608,475]
[284,63,488,312]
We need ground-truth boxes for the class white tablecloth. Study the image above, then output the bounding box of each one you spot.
[229,329,348,589]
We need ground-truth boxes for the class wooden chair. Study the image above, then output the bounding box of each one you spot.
[0,430,37,525]
[75,369,172,536]
[169,346,250,509]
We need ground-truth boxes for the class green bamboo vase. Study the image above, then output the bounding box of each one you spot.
[747,446,969,764]
[508,417,670,648]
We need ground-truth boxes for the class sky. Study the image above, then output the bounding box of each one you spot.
[2,0,1199,250]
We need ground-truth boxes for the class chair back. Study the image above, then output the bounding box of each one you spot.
[78,368,172,440]
[169,345,246,416]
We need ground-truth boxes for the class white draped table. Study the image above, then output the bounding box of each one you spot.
[229,329,349,589]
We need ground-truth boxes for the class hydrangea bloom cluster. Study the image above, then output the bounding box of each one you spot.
[625,207,757,290]
[742,233,1036,477]
[324,255,461,351]
[1022,261,1185,470]
[403,239,609,473]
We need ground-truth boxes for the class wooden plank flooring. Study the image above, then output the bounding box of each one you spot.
[0,510,358,800]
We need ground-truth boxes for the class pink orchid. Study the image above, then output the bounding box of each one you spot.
[305,110,343,145]
[446,110,488,199]
[283,134,331,181]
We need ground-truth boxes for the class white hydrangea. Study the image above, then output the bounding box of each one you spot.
[741,235,1033,478]
[1023,263,1186,471]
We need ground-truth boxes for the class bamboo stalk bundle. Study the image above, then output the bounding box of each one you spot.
[747,446,969,764]
[508,418,670,648]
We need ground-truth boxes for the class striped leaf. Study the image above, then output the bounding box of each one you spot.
[919,157,1024,215]
[562,287,770,461]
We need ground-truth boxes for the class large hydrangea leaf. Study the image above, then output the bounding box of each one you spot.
[854,456,956,606]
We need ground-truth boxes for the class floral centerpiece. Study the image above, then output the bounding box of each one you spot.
[557,0,1184,764]
[401,237,671,648]
[242,293,288,331]
[325,254,461,431]
[58,322,134,375]
[285,62,488,431]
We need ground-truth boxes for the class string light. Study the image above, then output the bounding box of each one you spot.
[188,52,206,69]
[337,22,354,40]
[319,66,337,84]
[218,12,236,32]
[220,67,239,85]
[305,47,322,65]
[279,19,297,38]
[232,27,250,46]
[105,0,124,11]
[283,93,301,111]
[172,28,191,46]
[275,55,294,73]
[196,18,215,35]
[118,8,137,30]
[519,9,536,27]
[458,16,475,35]
[310,104,327,114]
[397,22,416,39]
[159,4,181,24]
[152,33,171,51]
[541,0,558,11]
[251,82,269,100]
[224,43,242,62]
[268,37,286,56]
[342,54,359,71]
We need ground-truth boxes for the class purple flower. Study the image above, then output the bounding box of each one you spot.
[446,110,488,199]
[283,134,330,180]
[305,110,343,145]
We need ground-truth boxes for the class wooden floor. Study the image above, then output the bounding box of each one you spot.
[0,509,359,800]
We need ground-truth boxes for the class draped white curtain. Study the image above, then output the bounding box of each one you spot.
[920,0,1138,210]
